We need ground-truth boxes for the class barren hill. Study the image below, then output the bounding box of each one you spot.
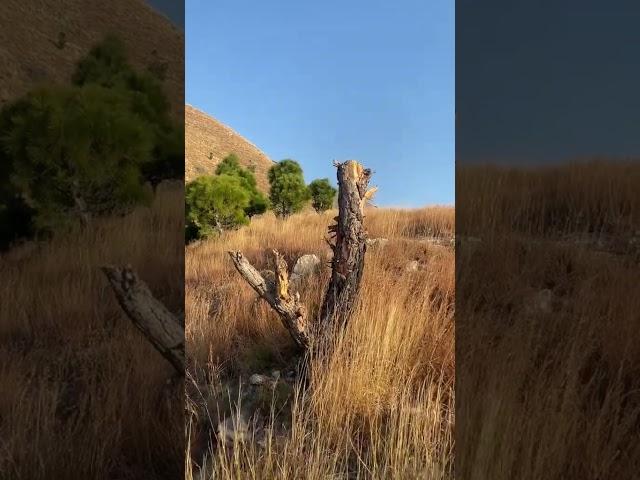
[0,0,184,116]
[185,105,274,191]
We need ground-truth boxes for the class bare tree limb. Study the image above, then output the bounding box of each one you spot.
[228,250,310,350]
[102,265,185,375]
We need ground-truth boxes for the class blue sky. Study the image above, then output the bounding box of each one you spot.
[186,0,454,206]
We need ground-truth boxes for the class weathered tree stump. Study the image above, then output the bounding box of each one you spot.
[230,160,376,352]
[320,160,375,331]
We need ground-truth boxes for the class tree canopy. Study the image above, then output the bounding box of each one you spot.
[185,154,269,241]
[0,35,183,249]
[215,154,268,217]
[2,85,154,230]
[268,159,310,218]
[308,178,337,213]
[185,174,251,241]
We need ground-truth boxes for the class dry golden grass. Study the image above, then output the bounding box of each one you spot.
[457,160,640,237]
[456,161,640,479]
[185,206,455,479]
[0,182,184,480]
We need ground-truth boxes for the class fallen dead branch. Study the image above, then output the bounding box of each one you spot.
[101,265,185,374]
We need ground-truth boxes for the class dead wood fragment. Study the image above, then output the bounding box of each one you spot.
[228,250,310,351]
[102,265,185,374]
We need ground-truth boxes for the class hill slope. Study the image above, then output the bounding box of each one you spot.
[0,0,184,116]
[185,105,274,191]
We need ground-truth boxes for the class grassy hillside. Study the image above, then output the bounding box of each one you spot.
[185,207,455,479]
[0,0,183,116]
[185,105,275,190]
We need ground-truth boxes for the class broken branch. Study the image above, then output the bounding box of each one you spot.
[102,265,185,375]
[228,250,310,351]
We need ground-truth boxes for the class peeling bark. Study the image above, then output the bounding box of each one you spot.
[319,160,373,330]
[101,265,185,374]
[228,250,310,351]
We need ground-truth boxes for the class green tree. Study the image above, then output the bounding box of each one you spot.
[1,84,154,230]
[0,98,37,249]
[216,154,268,217]
[268,159,310,218]
[73,35,183,189]
[185,174,251,241]
[0,34,183,240]
[308,178,337,213]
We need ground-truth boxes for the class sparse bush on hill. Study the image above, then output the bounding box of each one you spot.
[0,35,183,249]
[268,159,310,218]
[308,178,337,213]
[54,31,67,50]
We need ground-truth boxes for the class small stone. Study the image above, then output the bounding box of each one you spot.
[366,238,389,248]
[534,289,553,314]
[249,374,269,386]
[525,289,554,315]
[216,416,248,445]
[271,370,281,380]
[405,260,420,272]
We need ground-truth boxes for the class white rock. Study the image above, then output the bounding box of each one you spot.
[216,416,248,445]
[290,254,321,283]
[405,260,420,272]
[249,374,269,386]
[366,238,389,248]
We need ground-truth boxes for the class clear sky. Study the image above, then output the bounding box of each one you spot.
[457,0,640,165]
[186,0,454,206]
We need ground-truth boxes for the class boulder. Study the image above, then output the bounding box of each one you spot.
[290,254,321,283]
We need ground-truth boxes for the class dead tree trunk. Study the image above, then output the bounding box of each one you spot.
[229,160,375,352]
[101,265,185,375]
[319,160,375,330]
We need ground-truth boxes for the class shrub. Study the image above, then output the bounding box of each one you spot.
[72,34,183,189]
[308,178,337,213]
